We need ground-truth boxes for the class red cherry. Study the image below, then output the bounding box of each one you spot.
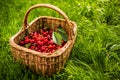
[35,47,38,51]
[19,41,25,46]
[33,32,38,38]
[38,49,41,52]
[46,31,49,34]
[25,37,30,43]
[37,41,43,46]
[62,40,66,46]
[37,46,40,50]
[33,35,37,39]
[30,32,34,37]
[40,37,45,41]
[33,32,37,37]
[48,45,53,50]
[49,30,52,34]
[19,28,64,54]
[25,36,29,39]
[29,46,35,50]
[25,39,29,43]
[44,36,48,39]
[42,32,47,36]
[43,39,48,44]
[52,44,56,49]
[47,34,51,39]
[48,40,54,45]
[36,37,41,41]
[57,46,62,49]
[45,48,48,52]
[51,49,55,53]
[30,39,35,43]
[37,33,41,37]
[41,46,46,51]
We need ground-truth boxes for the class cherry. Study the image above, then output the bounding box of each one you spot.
[19,41,25,46]
[47,34,51,39]
[52,44,56,49]
[45,48,48,52]
[62,40,66,46]
[37,41,43,46]
[24,36,30,43]
[57,46,62,49]
[36,37,41,41]
[42,32,47,36]
[29,46,35,50]
[44,36,48,39]
[48,45,53,50]
[33,35,37,39]
[19,27,67,54]
[49,30,52,34]
[37,33,41,37]
[33,32,38,39]
[33,32,37,35]
[35,47,38,51]
[40,37,44,41]
[30,39,35,43]
[51,49,55,53]
[48,40,54,45]
[30,32,34,37]
[41,46,46,51]
[43,39,48,44]
[38,49,41,52]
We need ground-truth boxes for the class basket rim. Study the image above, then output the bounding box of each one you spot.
[9,16,77,58]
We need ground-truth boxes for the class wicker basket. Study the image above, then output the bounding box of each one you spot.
[9,4,77,76]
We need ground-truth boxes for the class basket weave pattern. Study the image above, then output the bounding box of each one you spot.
[9,4,77,76]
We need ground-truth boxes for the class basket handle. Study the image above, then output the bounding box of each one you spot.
[23,4,71,30]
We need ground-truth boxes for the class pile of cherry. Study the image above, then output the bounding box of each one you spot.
[19,28,66,54]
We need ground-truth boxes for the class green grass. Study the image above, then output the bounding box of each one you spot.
[0,0,120,80]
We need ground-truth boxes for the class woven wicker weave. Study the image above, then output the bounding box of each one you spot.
[9,4,77,76]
